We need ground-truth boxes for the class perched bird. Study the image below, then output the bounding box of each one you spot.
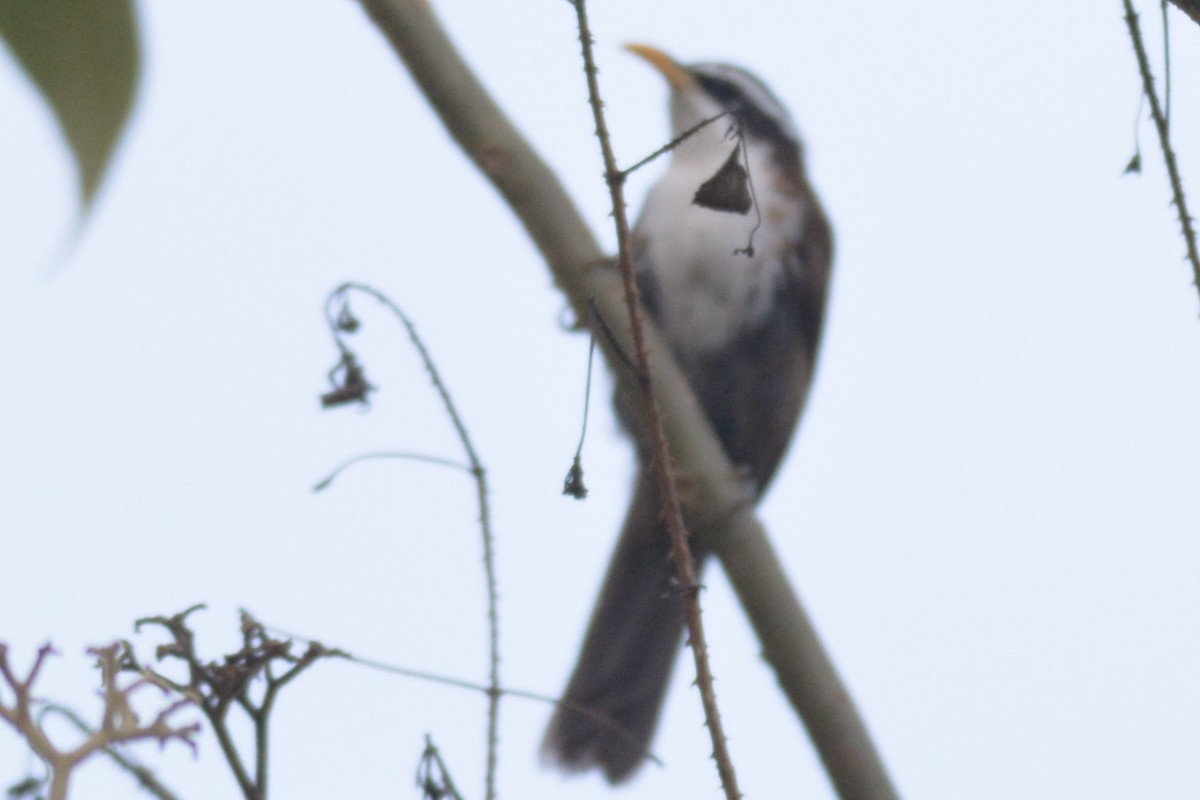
[542,46,833,783]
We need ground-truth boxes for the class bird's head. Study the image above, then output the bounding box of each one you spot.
[624,44,797,150]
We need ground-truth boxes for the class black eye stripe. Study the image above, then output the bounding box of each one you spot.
[694,75,741,106]
[694,73,789,144]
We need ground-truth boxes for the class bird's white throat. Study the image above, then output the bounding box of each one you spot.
[636,128,801,356]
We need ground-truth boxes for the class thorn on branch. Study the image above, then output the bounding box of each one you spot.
[316,279,502,800]
[1122,0,1200,300]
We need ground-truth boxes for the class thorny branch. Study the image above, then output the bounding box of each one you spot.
[261,618,666,769]
[1123,0,1200,298]
[319,282,502,800]
[570,1,741,797]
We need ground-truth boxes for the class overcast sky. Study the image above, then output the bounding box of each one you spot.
[3,2,1200,799]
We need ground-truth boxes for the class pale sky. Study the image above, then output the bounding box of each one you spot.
[3,3,1200,799]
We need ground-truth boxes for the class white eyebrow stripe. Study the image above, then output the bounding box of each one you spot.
[688,62,797,141]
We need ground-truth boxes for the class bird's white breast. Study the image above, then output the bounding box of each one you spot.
[635,134,801,356]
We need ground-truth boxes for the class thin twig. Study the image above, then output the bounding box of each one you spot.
[1160,0,1171,123]
[1123,0,1200,296]
[259,623,664,768]
[313,451,474,492]
[569,2,741,796]
[620,111,731,177]
[325,282,502,800]
[572,336,596,463]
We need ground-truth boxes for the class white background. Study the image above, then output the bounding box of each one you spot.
[3,2,1200,799]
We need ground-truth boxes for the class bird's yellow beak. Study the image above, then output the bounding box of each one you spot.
[624,44,696,91]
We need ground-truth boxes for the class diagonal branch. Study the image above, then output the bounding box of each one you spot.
[355,2,898,798]
[1123,0,1200,296]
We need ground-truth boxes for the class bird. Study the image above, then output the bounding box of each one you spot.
[542,45,833,784]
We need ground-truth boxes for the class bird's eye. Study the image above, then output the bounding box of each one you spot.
[694,74,783,143]
[695,75,744,113]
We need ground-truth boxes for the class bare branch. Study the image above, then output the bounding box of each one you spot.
[356,0,605,320]
[133,607,338,800]
[258,621,664,769]
[1123,0,1200,298]
[320,281,503,800]
[570,1,740,795]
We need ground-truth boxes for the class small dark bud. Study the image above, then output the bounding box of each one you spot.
[562,458,588,500]
[1123,153,1142,175]
[335,304,361,333]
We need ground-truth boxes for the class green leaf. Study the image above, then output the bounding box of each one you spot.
[0,0,142,213]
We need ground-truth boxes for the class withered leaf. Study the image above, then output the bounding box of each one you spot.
[692,144,751,215]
